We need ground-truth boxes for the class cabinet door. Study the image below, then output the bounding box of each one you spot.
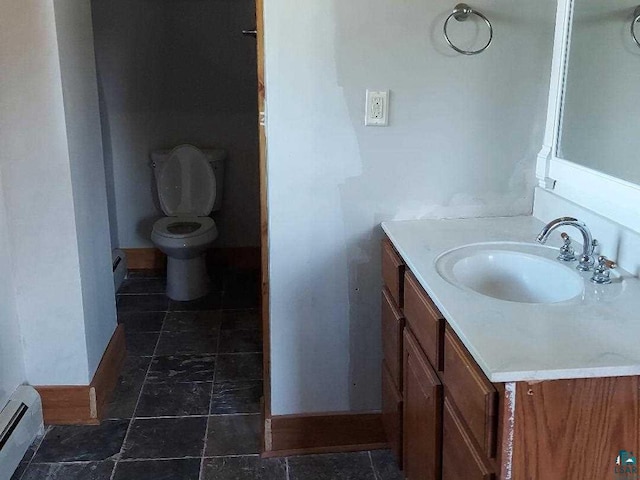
[442,396,495,480]
[382,287,405,391]
[382,360,403,464]
[403,328,442,480]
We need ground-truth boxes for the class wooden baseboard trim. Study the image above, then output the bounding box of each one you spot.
[91,324,127,420]
[122,247,260,271]
[35,385,97,426]
[35,324,126,425]
[262,412,387,458]
[122,248,166,270]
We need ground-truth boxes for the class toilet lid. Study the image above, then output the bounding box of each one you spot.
[156,144,216,216]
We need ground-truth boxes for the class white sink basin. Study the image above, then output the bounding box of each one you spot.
[435,242,584,304]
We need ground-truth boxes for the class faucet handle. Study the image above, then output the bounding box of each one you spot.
[557,232,576,262]
[598,255,616,270]
[591,255,616,284]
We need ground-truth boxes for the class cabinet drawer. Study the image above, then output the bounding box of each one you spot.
[382,239,405,308]
[403,328,442,480]
[382,359,403,464]
[442,396,495,480]
[382,287,405,390]
[443,325,498,458]
[403,271,444,371]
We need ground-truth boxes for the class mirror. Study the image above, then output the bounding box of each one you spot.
[557,0,640,186]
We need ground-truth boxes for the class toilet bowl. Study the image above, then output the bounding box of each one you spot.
[150,144,226,301]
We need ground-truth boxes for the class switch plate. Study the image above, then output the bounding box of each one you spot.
[365,90,389,126]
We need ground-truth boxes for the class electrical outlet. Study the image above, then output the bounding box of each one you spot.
[365,90,389,126]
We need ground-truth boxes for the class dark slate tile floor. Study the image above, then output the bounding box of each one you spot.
[12,267,403,480]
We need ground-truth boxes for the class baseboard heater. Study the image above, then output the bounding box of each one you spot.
[0,387,43,480]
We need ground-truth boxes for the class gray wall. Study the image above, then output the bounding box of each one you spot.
[0,171,25,408]
[264,0,557,415]
[92,0,260,249]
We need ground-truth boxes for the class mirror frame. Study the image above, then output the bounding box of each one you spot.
[536,0,640,233]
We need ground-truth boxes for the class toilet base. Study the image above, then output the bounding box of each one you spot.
[166,254,211,301]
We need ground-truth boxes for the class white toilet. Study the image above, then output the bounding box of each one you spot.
[150,144,226,301]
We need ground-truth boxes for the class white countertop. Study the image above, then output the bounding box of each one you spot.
[382,216,640,383]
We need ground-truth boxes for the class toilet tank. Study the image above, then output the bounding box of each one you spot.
[151,147,226,213]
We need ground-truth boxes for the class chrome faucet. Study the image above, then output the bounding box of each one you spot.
[536,217,598,271]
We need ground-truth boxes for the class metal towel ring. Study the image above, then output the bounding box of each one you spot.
[443,3,493,55]
[632,6,640,48]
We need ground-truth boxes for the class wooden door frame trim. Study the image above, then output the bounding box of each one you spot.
[255,0,273,448]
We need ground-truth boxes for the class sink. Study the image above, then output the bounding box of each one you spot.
[435,242,584,304]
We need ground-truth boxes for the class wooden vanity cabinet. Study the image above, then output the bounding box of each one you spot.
[401,270,446,479]
[382,233,640,480]
[400,276,499,480]
[381,240,406,463]
[381,236,500,479]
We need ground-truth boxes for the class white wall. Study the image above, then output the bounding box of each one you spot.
[53,0,117,376]
[91,0,260,249]
[0,0,116,386]
[0,0,89,385]
[0,174,26,408]
[264,0,556,414]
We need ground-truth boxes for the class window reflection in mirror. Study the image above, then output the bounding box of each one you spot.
[558,0,640,186]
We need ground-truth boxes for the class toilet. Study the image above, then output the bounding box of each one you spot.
[150,144,226,301]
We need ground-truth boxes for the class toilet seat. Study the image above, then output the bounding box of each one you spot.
[152,216,216,239]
